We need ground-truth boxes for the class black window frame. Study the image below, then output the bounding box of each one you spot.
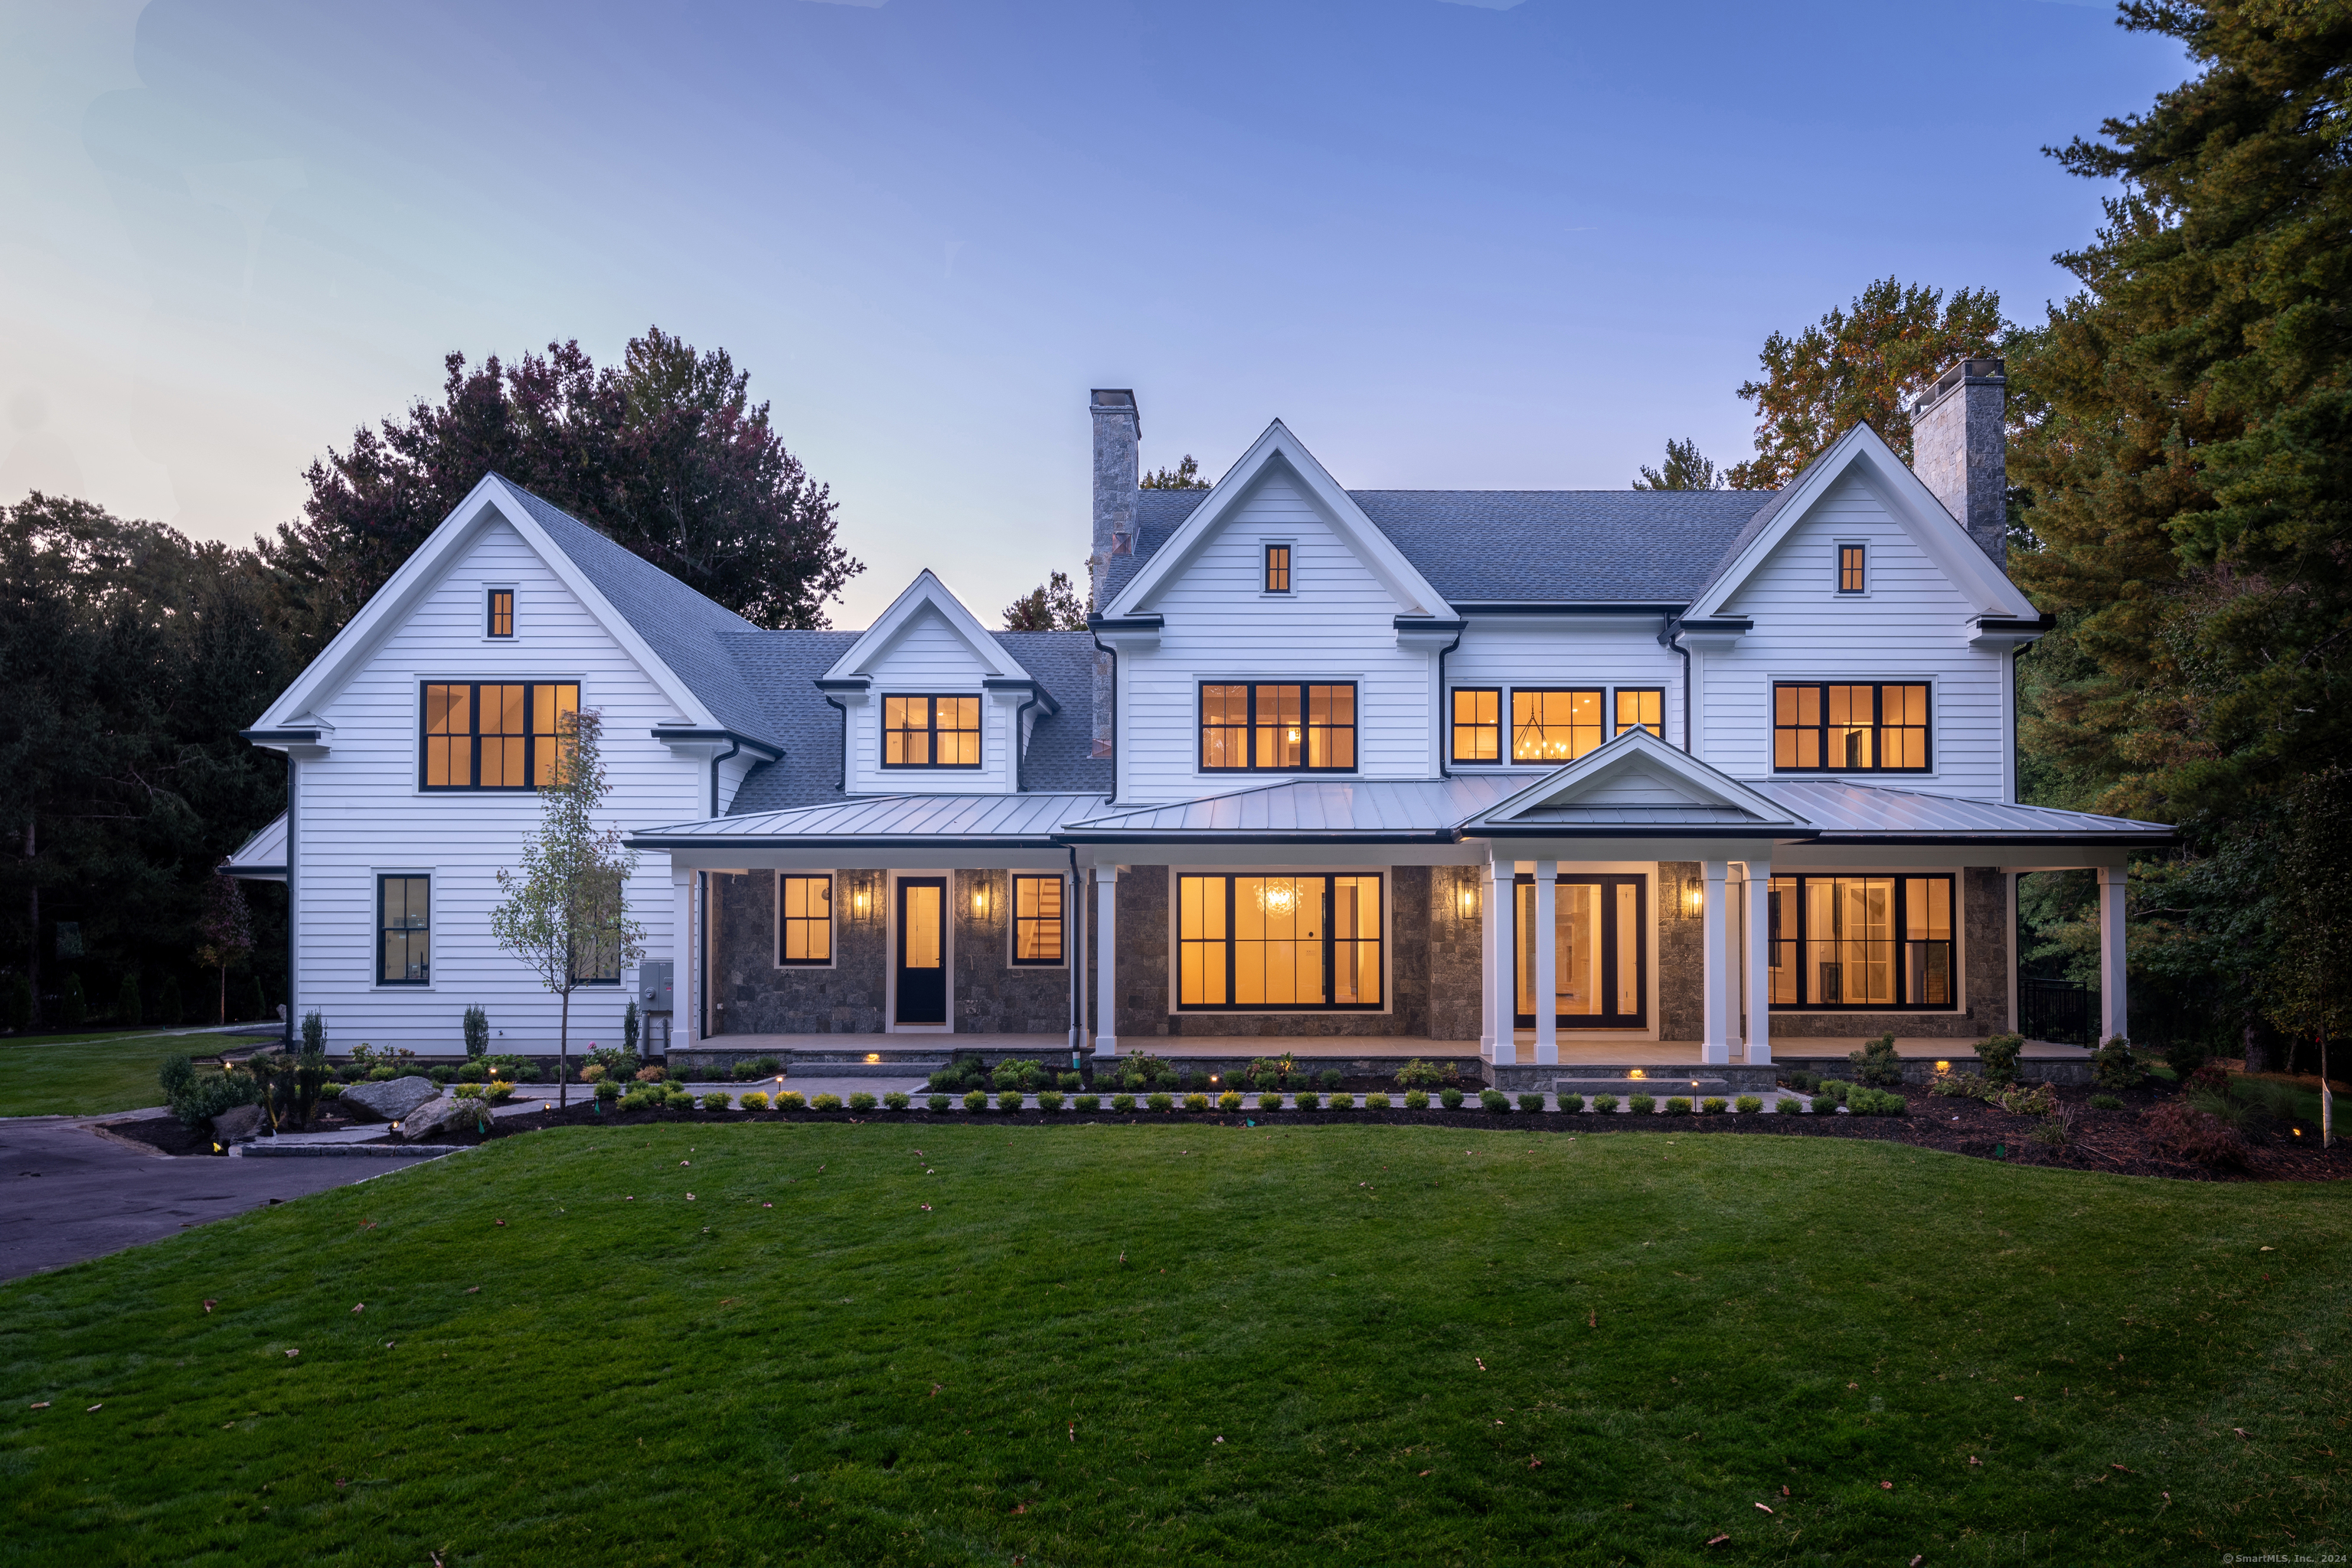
[417,681,580,792]
[777,874,835,968]
[1838,543,1867,594]
[1174,872,1385,1011]
[1263,543,1292,593]
[1612,687,1665,739]
[1449,686,1502,765]
[1771,681,1932,773]
[1766,873,1958,1011]
[486,587,514,638]
[376,874,430,986]
[1197,682,1359,773]
[880,694,984,770]
[1010,874,1066,966]
[1510,687,1607,764]
[1511,872,1648,1030]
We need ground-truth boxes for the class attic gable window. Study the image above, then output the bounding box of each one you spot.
[884,695,982,768]
[1200,683,1357,772]
[1263,544,1292,593]
[486,588,514,638]
[420,681,579,790]
[1772,682,1930,771]
[1838,544,1867,593]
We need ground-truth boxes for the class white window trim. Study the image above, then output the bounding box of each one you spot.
[885,869,956,1032]
[1258,537,1298,597]
[481,581,521,642]
[775,871,839,971]
[1831,540,1871,598]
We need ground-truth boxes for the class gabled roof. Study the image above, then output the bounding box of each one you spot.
[1751,781,2171,844]
[221,812,288,880]
[821,570,1031,683]
[1683,424,2032,619]
[1102,420,1452,619]
[1459,729,1809,835]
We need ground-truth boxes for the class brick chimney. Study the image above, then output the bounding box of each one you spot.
[1909,358,2007,566]
[1087,389,1138,761]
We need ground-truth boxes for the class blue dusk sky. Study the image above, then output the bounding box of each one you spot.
[1,0,2187,626]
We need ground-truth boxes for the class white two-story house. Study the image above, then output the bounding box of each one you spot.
[230,362,2166,1086]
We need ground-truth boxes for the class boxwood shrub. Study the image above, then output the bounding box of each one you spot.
[963,1089,988,1113]
[1439,1087,1464,1110]
[1329,1092,1355,1109]
[1591,1093,1617,1112]
[1258,1092,1284,1112]
[1294,1091,1321,1110]
[1112,1093,1136,1113]
[884,1091,910,1111]
[1147,1092,1174,1113]
[1481,1089,1511,1113]
[776,1091,808,1110]
[1735,1095,1761,1114]
[1037,1089,1064,1112]
[1700,1096,1726,1116]
[1517,1093,1545,1114]
[1559,1093,1585,1112]
[1364,1092,1392,1111]
[1218,1089,1243,1112]
[849,1092,877,1112]
[1404,1089,1429,1110]
[1184,1093,1210,1112]
[926,1093,951,1113]
[1666,1096,1693,1115]
[738,1090,769,1110]
[1073,1094,1099,1112]
[701,1091,732,1111]
[812,1093,844,1112]
[997,1089,1025,1112]
[1628,1093,1655,1115]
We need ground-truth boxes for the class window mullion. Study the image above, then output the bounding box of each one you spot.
[1224,877,1236,1004]
[1321,877,1334,1006]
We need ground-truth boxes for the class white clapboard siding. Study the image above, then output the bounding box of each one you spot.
[1446,619,1686,760]
[293,518,701,1056]
[1707,472,2008,799]
[1122,470,1432,799]
[843,603,1018,795]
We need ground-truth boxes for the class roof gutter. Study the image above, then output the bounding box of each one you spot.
[1453,601,1691,616]
[812,679,866,795]
[648,727,786,817]
[985,677,1060,795]
[1658,618,1692,753]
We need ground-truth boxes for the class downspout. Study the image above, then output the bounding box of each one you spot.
[1012,688,1046,794]
[284,756,297,1048]
[1067,843,1084,1063]
[1434,622,1465,779]
[1660,616,1693,753]
[822,694,848,794]
[1089,629,1119,806]
[710,737,742,818]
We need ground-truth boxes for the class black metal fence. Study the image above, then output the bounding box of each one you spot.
[2020,978,2093,1045]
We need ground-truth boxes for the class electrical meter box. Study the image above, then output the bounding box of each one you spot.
[639,960,674,1014]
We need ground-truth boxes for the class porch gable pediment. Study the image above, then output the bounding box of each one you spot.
[1459,729,1809,832]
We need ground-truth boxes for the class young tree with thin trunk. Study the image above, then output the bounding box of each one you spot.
[490,708,643,1108]
[194,874,253,1025]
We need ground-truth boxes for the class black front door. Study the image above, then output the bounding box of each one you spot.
[895,877,947,1025]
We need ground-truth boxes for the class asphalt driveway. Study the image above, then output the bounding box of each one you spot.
[0,1115,445,1282]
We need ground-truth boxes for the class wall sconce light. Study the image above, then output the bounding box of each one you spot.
[1457,880,1480,920]
[851,881,872,921]
[1683,878,1705,918]
[971,878,992,920]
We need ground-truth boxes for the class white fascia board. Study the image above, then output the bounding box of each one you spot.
[1102,419,1451,619]
[820,569,1029,683]
[252,474,720,733]
[1462,728,1810,828]
[1687,424,2033,622]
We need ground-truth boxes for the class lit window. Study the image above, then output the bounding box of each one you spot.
[377,875,430,985]
[883,695,982,768]
[1613,688,1664,739]
[1514,874,1645,1028]
[1511,689,1603,763]
[1838,544,1867,593]
[1264,544,1292,593]
[420,681,579,790]
[1011,875,1064,965]
[1450,688,1501,763]
[486,589,514,637]
[1176,874,1382,1009]
[779,875,833,965]
[1772,683,1929,771]
[1198,683,1356,772]
[1767,874,1954,1008]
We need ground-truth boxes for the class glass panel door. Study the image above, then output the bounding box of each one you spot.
[1514,874,1646,1029]
[894,878,947,1024]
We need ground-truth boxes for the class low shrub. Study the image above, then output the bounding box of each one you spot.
[928,1057,989,1093]
[963,1090,989,1113]
[777,1090,808,1110]
[1517,1093,1545,1114]
[1848,1031,1904,1088]
[1665,1096,1693,1115]
[1735,1095,1761,1114]
[1218,1089,1243,1112]
[1073,1094,1100,1112]
[1395,1057,1457,1089]
[2089,1093,2124,1111]
[849,1092,877,1112]
[1294,1092,1321,1111]
[812,1093,844,1112]
[1057,1072,1082,1091]
[2090,1035,2144,1093]
[367,1065,397,1083]
[580,1063,607,1084]
[884,1091,910,1112]
[453,1083,485,1101]
[1847,1086,1908,1116]
[485,1083,516,1105]
[595,1080,620,1103]
[1701,1096,1726,1115]
[2148,1062,2180,1083]
[1929,1071,1989,1099]
[1590,1093,1617,1113]
[997,1090,1025,1113]
[2160,1036,2207,1078]
[926,1094,950,1113]
[994,1058,1048,1093]
[1259,1092,1284,1112]
[1037,1089,1064,1112]
[2145,1099,2247,1168]
[618,1089,658,1114]
[317,1081,343,1101]
[1318,1069,1343,1090]
[2029,1105,2076,1148]
[634,1065,667,1084]
[701,1091,732,1111]
[1329,1093,1356,1110]
[1628,1093,1655,1115]
[1774,1096,1798,1114]
[1476,1089,1507,1112]
[429,1065,456,1085]
[1782,1070,1820,1093]
[1404,1089,1429,1110]
[1814,1078,1853,1106]
[1364,1092,1392,1111]
[1976,1032,2026,1087]
[1147,1091,1174,1113]
[1558,1093,1584,1113]
[457,1062,487,1083]
[1439,1088,1464,1110]
[1184,1093,1210,1113]
[1997,1082,2056,1117]
[739,1091,769,1110]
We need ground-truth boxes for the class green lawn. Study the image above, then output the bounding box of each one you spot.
[2,1125,2342,1566]
[0,1031,243,1117]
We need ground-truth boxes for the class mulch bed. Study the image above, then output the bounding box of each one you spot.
[344,1080,2350,1184]
[96,1115,214,1158]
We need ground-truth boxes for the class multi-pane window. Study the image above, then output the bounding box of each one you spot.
[883,695,982,768]
[420,682,579,789]
[1198,683,1357,771]
[1772,683,1930,771]
[1177,874,1382,1009]
[778,875,833,965]
[1766,874,1955,1009]
[486,588,514,637]
[377,875,430,985]
[1838,544,1867,593]
[1450,688,1501,763]
[1012,874,1064,965]
[1263,544,1292,593]
[1614,688,1664,739]
[1511,689,1604,763]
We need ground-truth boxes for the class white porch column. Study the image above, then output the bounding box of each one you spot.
[673,868,694,1047]
[1067,868,1085,1055]
[2099,864,2129,1043]
[1701,859,1731,1066]
[1742,858,1772,1064]
[1486,859,1516,1064]
[1094,864,1122,1058]
[1532,859,1559,1065]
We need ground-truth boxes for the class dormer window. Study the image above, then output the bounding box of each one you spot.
[1838,544,1866,594]
[487,588,514,637]
[1263,544,1292,594]
[884,695,982,768]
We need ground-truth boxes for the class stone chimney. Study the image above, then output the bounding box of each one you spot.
[1086,389,1138,761]
[1909,357,2007,566]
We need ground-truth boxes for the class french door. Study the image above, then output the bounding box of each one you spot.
[1514,874,1646,1029]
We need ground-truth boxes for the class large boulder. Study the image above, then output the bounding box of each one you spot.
[341,1074,439,1122]
[210,1103,265,1142]
[396,1095,471,1139]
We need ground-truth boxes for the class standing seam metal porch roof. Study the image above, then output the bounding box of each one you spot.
[628,792,1109,846]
